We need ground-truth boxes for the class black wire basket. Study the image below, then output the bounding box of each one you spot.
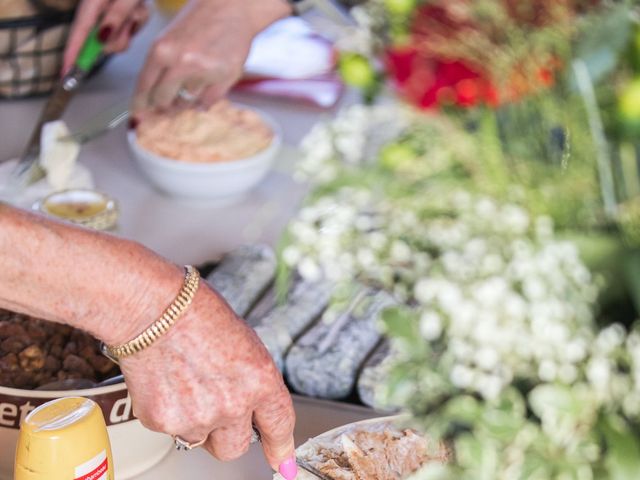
[0,11,74,99]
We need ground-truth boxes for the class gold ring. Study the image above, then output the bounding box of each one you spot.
[173,435,207,451]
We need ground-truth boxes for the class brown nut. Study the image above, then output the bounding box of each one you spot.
[0,322,26,339]
[1,335,30,354]
[19,345,46,372]
[63,354,94,378]
[0,353,19,371]
[88,354,117,375]
[62,341,78,357]
[44,355,62,373]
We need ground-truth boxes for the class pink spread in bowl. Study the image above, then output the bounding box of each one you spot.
[128,102,281,201]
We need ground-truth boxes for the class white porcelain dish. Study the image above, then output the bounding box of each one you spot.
[0,382,172,480]
[273,416,404,480]
[274,414,449,480]
[127,107,282,201]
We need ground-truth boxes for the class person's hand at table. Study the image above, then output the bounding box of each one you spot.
[63,0,151,72]
[120,279,298,473]
[0,204,298,478]
[63,0,292,121]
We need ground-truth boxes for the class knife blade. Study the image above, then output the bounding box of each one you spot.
[296,459,335,480]
[8,81,77,188]
[58,101,130,145]
[6,28,105,190]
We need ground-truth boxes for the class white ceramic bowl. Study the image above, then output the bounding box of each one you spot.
[273,416,404,480]
[127,108,282,201]
[0,382,173,480]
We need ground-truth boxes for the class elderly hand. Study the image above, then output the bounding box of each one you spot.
[118,275,297,471]
[0,205,297,476]
[63,0,291,119]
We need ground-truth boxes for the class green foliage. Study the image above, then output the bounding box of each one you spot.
[287,3,640,478]
[600,413,640,480]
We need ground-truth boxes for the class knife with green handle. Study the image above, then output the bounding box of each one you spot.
[7,28,106,190]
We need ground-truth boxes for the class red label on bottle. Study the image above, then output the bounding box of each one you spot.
[74,450,108,480]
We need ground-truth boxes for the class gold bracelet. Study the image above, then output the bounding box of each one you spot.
[104,265,200,361]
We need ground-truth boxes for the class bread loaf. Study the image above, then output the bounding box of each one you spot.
[285,289,396,399]
[253,279,332,370]
[206,245,277,317]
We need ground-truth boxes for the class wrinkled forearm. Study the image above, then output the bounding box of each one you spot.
[0,203,183,345]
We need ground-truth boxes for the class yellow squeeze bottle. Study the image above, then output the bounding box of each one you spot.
[14,397,114,480]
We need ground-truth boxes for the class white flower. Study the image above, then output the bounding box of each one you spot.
[477,374,503,400]
[451,364,474,389]
[414,278,435,304]
[475,347,499,371]
[538,360,557,382]
[587,357,612,390]
[436,282,464,312]
[503,293,527,321]
[450,300,476,330]
[390,240,413,264]
[595,324,626,354]
[565,339,588,363]
[502,205,530,235]
[368,231,388,250]
[450,339,474,362]
[298,257,323,282]
[473,277,509,308]
[475,198,497,218]
[420,311,443,341]
[282,246,302,266]
[357,248,376,268]
[523,277,547,301]
[481,253,504,275]
[290,221,317,245]
[557,364,579,384]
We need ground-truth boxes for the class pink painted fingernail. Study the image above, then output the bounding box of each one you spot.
[279,457,298,480]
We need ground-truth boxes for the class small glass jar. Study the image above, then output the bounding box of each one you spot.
[34,189,119,231]
[155,0,188,15]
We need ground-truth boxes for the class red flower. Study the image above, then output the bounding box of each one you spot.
[385,46,419,86]
[381,1,565,110]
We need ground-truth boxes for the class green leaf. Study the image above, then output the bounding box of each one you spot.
[406,464,454,480]
[443,395,482,424]
[455,434,499,480]
[558,231,627,305]
[478,388,527,441]
[381,306,419,339]
[623,249,640,314]
[600,413,640,480]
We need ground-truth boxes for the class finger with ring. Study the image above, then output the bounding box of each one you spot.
[173,435,207,451]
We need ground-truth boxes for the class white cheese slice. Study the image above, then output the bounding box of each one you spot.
[40,120,80,191]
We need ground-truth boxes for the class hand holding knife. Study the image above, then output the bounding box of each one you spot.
[7,27,106,191]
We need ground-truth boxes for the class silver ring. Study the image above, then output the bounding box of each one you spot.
[250,426,261,444]
[173,435,207,451]
[177,87,199,103]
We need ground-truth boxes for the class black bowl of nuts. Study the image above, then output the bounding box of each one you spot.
[0,310,173,479]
